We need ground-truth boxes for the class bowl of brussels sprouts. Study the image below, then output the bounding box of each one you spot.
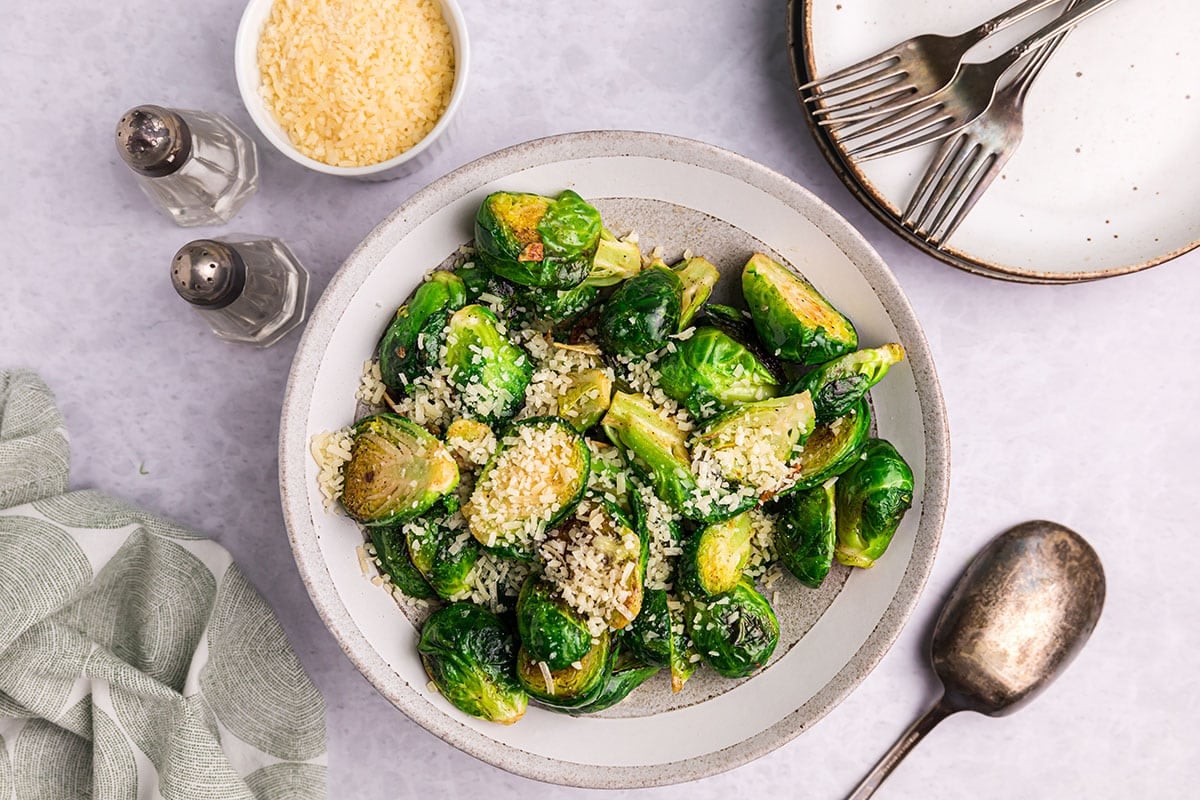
[280,131,949,787]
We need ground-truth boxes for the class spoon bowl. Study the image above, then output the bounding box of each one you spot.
[848,520,1105,798]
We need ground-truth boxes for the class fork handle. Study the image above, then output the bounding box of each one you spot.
[967,0,1065,40]
[1002,0,1120,62]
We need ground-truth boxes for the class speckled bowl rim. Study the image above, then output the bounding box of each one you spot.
[279,130,950,788]
[786,0,1200,284]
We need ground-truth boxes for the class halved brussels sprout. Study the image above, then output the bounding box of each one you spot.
[419,602,527,725]
[516,577,592,671]
[657,326,780,418]
[444,304,533,423]
[378,271,467,396]
[545,500,644,630]
[835,439,914,569]
[464,417,590,556]
[475,190,603,289]
[685,578,780,679]
[692,393,816,495]
[674,256,719,329]
[406,516,480,600]
[341,414,459,526]
[557,369,614,433]
[679,511,754,598]
[742,253,858,365]
[586,228,643,287]
[516,632,611,707]
[775,479,837,588]
[369,525,434,599]
[793,344,905,422]
[788,399,872,494]
[597,265,683,357]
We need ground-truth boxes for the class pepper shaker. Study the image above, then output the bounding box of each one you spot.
[117,105,259,227]
[171,235,309,347]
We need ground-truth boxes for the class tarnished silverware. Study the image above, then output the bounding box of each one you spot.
[846,520,1106,799]
[900,0,1080,246]
[830,0,1120,160]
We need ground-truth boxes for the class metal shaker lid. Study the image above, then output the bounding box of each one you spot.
[116,105,192,178]
[171,239,246,309]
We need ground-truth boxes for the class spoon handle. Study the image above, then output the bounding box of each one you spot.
[845,696,956,800]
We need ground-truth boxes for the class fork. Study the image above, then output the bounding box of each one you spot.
[901,11,1077,247]
[801,0,1063,125]
[830,0,1119,160]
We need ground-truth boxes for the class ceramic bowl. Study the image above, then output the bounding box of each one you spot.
[279,131,950,786]
[234,0,469,181]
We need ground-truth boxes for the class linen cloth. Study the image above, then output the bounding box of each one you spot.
[0,370,327,799]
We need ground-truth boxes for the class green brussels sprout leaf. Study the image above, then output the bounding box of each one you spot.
[368,525,434,599]
[444,304,533,423]
[657,326,780,418]
[516,577,593,671]
[793,344,905,422]
[685,578,779,678]
[378,271,467,396]
[557,369,614,432]
[673,256,719,329]
[597,266,683,357]
[775,479,837,588]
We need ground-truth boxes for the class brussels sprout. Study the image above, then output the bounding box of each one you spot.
[587,228,643,287]
[597,266,682,357]
[557,369,614,432]
[547,500,645,629]
[573,648,660,713]
[406,517,481,600]
[444,305,533,423]
[341,414,459,526]
[378,272,467,395]
[685,579,780,678]
[475,190,603,289]
[457,261,521,308]
[788,399,872,493]
[602,392,754,522]
[775,479,837,588]
[464,417,590,556]
[368,525,434,599]
[742,253,858,365]
[418,602,527,725]
[793,344,905,422]
[692,393,816,494]
[679,511,754,598]
[444,418,496,470]
[674,256,719,329]
[835,439,914,568]
[516,577,592,671]
[517,632,611,707]
[602,390,694,508]
[657,327,780,418]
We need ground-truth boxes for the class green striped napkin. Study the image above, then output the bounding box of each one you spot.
[0,370,327,799]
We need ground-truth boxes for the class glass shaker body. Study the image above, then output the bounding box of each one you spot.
[172,235,309,348]
[118,107,259,227]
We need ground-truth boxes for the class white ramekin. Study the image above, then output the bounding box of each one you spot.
[234,0,469,181]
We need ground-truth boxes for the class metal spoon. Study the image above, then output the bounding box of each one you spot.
[848,520,1106,799]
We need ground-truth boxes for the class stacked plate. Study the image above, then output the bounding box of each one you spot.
[788,0,1200,282]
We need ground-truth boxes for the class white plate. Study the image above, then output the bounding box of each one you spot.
[791,0,1200,281]
[278,131,949,787]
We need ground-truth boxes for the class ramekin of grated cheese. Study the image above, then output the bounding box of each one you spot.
[234,0,469,181]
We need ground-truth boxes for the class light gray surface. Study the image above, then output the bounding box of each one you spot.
[1,1,1196,798]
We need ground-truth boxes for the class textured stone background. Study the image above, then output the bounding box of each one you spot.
[3,0,1197,797]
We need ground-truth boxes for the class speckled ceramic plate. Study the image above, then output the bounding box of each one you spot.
[279,131,949,787]
[789,0,1200,282]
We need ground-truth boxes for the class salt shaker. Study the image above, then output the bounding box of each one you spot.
[171,235,309,347]
[116,105,259,227]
